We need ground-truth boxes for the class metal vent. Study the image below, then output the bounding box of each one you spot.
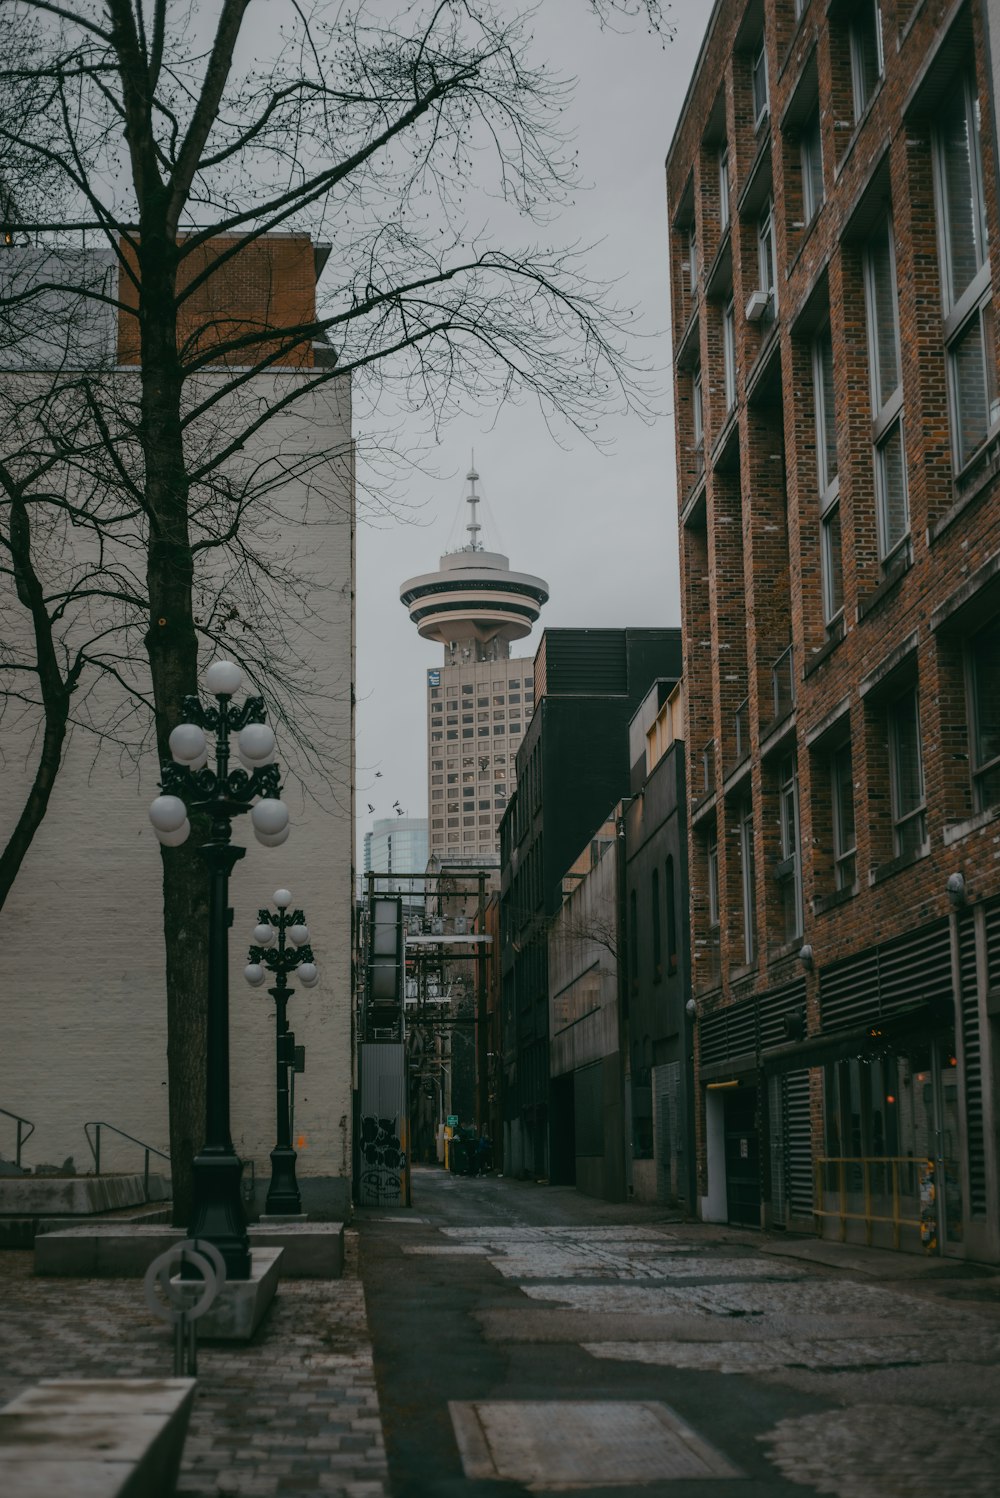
[759,979,807,1052]
[819,918,951,1032]
[960,910,987,1218]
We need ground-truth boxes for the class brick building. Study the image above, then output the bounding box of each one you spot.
[667,0,1000,1258]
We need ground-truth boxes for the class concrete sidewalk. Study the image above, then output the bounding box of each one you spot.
[0,1231,389,1497]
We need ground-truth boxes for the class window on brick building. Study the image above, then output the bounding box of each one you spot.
[850,0,883,121]
[752,34,769,128]
[758,197,778,319]
[686,221,698,297]
[969,617,1000,810]
[777,757,803,942]
[801,108,824,223]
[692,363,705,472]
[888,688,927,857]
[723,295,737,412]
[738,797,757,963]
[831,741,857,889]
[813,326,843,627]
[933,74,998,470]
[863,216,908,567]
[719,143,731,232]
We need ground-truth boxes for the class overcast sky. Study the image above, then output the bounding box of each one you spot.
[355,1,710,839]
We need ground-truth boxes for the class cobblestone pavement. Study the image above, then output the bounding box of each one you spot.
[0,1231,389,1497]
[362,1169,1000,1496]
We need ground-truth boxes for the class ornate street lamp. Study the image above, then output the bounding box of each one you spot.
[150,658,291,1280]
[244,891,319,1216]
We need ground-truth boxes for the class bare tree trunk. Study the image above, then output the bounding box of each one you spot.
[0,491,73,909]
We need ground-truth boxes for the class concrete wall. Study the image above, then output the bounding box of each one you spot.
[0,373,355,1215]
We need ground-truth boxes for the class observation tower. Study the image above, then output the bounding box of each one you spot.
[400,464,549,863]
[400,465,549,665]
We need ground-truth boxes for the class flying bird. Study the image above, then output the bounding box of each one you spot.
[392,800,400,808]
[395,806,405,816]
[367,803,375,813]
[375,771,383,778]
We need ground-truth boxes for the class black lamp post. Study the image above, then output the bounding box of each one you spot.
[244,893,318,1216]
[149,658,291,1280]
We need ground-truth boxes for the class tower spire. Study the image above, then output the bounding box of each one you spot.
[466,454,481,552]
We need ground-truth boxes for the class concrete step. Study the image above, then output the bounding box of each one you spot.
[34,1220,345,1278]
[1,1203,174,1250]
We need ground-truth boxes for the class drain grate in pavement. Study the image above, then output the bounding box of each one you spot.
[449,1400,742,1487]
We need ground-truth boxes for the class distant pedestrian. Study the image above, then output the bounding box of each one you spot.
[475,1130,492,1176]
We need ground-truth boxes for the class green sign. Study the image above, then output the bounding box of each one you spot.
[447,1114,459,1129]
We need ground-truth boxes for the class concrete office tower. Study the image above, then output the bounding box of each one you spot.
[401,466,549,863]
[0,234,355,1217]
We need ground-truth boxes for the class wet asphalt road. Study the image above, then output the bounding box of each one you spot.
[356,1168,840,1498]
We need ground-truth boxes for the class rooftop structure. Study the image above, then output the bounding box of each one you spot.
[400,465,549,665]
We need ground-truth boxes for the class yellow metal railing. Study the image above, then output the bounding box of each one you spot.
[814,1156,931,1250]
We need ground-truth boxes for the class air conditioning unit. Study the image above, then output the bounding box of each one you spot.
[745,289,770,323]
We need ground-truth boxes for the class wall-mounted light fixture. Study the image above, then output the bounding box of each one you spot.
[946,872,967,910]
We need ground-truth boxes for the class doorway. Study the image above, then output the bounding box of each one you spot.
[723,1085,760,1228]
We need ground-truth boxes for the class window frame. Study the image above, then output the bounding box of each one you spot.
[967,617,1000,811]
[849,0,884,123]
[831,741,857,890]
[752,34,769,129]
[692,363,705,470]
[738,797,757,964]
[723,294,737,413]
[932,71,997,471]
[777,756,803,942]
[888,687,928,858]
[862,215,909,568]
[758,197,778,316]
[812,325,843,628]
[719,143,731,232]
[800,107,824,224]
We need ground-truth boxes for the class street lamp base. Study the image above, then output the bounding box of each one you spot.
[265,1146,303,1216]
[189,1150,252,1280]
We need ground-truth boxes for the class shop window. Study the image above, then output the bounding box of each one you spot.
[933,73,998,470]
[968,617,1000,810]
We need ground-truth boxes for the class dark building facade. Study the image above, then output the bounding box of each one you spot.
[668,0,1000,1257]
[623,681,696,1209]
[499,628,682,1180]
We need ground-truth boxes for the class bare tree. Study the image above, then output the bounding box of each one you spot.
[0,0,668,1217]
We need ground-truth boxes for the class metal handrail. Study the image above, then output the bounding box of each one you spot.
[0,1107,35,1168]
[814,1155,930,1251]
[84,1121,170,1199]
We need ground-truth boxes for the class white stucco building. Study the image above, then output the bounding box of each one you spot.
[0,235,355,1216]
